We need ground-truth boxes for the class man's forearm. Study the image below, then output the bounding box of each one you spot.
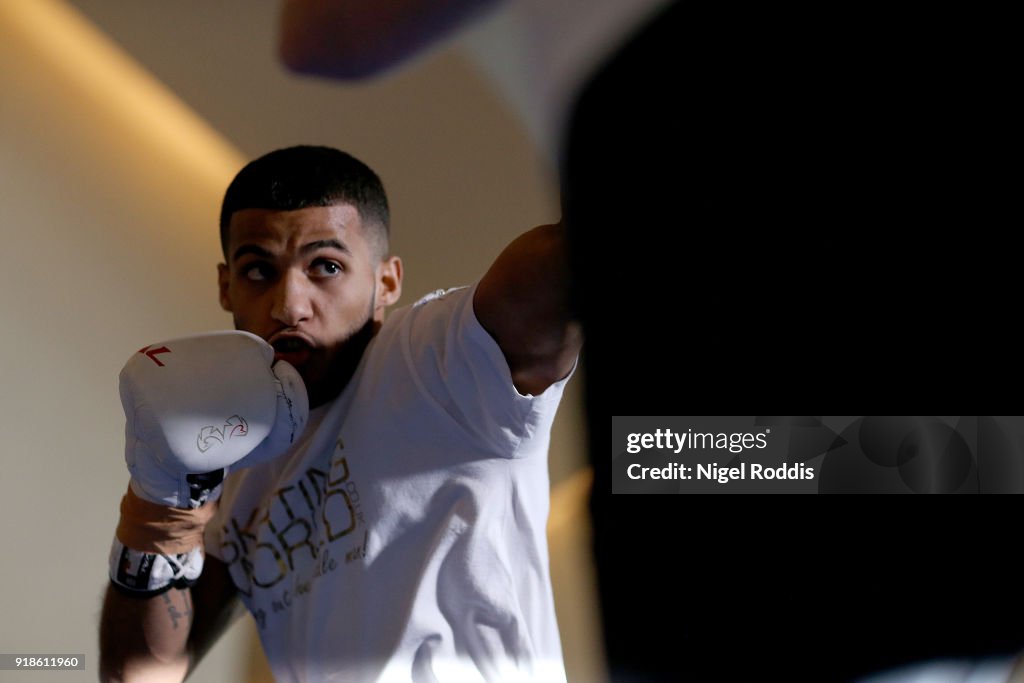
[99,586,193,683]
[99,553,241,683]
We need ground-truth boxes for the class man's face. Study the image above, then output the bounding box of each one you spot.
[218,204,402,407]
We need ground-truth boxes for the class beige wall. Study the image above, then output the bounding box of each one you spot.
[0,1,599,681]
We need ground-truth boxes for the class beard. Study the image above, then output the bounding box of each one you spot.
[307,314,376,407]
[304,287,379,408]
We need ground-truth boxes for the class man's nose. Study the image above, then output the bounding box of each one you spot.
[271,269,313,326]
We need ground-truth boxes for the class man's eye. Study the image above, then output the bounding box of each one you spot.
[311,260,342,277]
[243,263,273,281]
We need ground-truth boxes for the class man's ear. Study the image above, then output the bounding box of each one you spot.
[217,263,233,312]
[374,256,403,317]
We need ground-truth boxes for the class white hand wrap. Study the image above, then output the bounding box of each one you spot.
[108,538,204,596]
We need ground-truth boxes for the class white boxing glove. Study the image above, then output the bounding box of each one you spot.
[120,330,308,509]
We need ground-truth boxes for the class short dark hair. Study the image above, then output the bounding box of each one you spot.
[219,145,390,258]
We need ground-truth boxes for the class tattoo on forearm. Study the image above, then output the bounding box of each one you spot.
[161,590,193,630]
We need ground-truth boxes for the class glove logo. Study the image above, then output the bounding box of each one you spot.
[138,345,171,367]
[197,415,249,453]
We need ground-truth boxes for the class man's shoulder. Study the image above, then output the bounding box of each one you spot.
[377,285,474,339]
[410,286,470,309]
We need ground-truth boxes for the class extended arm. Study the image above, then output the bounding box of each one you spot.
[99,556,242,682]
[474,222,582,396]
[278,0,501,79]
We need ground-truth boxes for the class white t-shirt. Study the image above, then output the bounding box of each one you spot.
[206,285,572,682]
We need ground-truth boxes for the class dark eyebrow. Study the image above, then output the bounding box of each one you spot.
[301,239,349,256]
[231,244,273,263]
[231,239,349,263]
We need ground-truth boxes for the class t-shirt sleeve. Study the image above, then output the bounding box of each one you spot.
[381,284,575,458]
